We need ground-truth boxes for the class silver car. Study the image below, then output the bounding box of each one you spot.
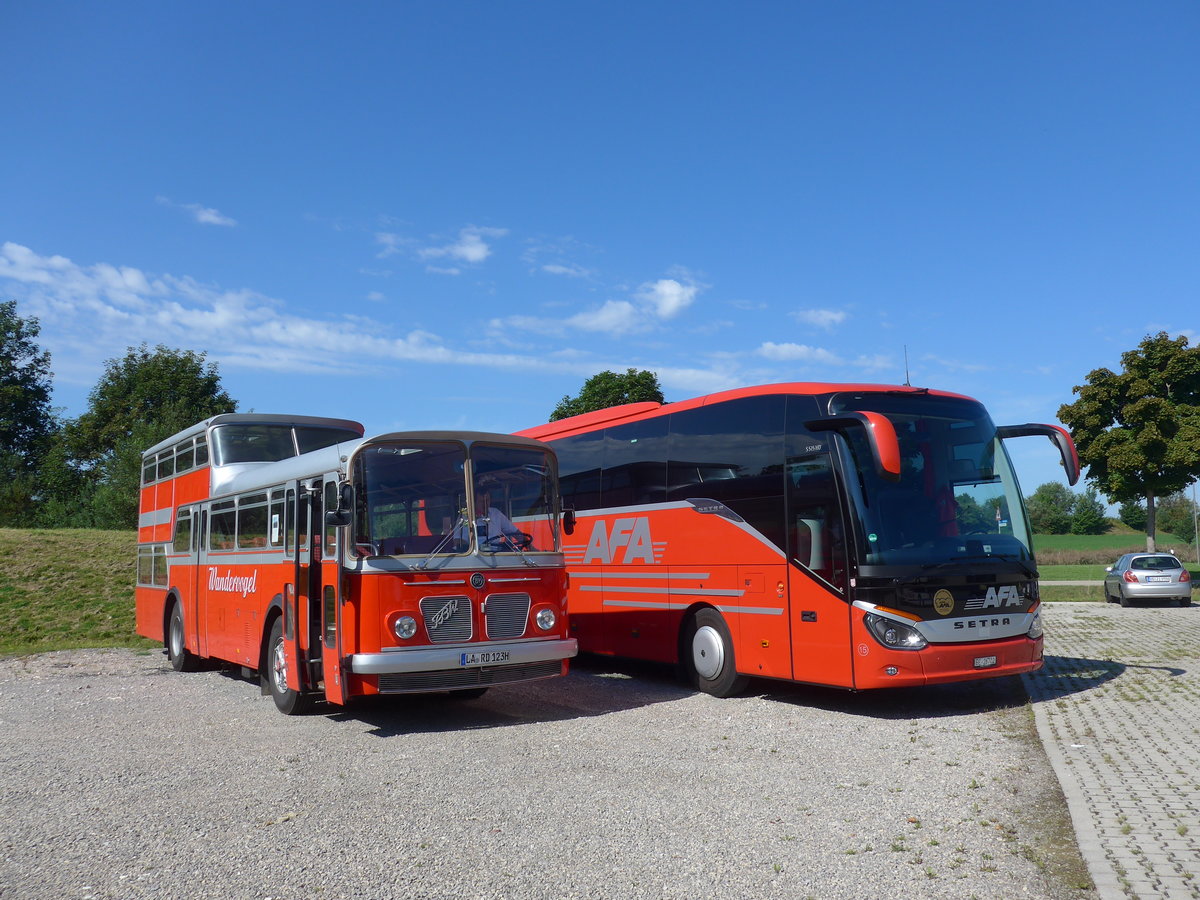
[1104,553,1193,607]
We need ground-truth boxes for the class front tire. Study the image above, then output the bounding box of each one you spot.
[167,601,199,672]
[682,608,748,698]
[266,617,314,715]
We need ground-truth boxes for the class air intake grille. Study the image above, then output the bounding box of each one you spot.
[485,593,531,639]
[377,661,562,694]
[419,595,472,643]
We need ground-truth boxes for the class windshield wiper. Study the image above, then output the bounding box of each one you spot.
[418,513,467,570]
[923,553,1038,579]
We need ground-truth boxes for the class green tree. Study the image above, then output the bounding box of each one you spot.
[51,345,236,528]
[1025,482,1075,534]
[1058,332,1200,551]
[1118,499,1148,531]
[550,368,665,421]
[1070,486,1108,535]
[1156,491,1197,545]
[0,300,58,525]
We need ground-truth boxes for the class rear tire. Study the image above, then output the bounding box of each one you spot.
[167,601,200,672]
[266,617,315,715]
[682,608,748,698]
[1118,589,1132,608]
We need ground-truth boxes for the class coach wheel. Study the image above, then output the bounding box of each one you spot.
[266,617,314,716]
[684,608,749,698]
[167,602,199,672]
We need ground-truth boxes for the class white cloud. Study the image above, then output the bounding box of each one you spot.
[790,308,846,330]
[757,342,843,364]
[156,195,237,227]
[419,226,508,265]
[542,262,592,278]
[636,278,697,319]
[566,300,640,335]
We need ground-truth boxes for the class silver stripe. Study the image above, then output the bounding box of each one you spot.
[489,577,540,583]
[138,508,175,529]
[601,599,782,616]
[581,584,744,597]
[569,571,711,580]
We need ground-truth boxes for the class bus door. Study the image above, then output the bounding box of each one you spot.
[785,451,854,687]
[183,505,208,658]
[278,485,307,696]
[318,476,347,705]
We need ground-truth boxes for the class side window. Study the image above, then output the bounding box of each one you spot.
[554,431,604,512]
[142,456,157,487]
[157,449,175,480]
[176,439,195,474]
[237,492,269,549]
[137,546,154,585]
[173,507,193,553]
[269,489,286,547]
[603,418,669,507]
[324,480,339,556]
[210,500,236,550]
[195,437,210,467]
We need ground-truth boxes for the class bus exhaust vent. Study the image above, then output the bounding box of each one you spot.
[485,593,531,640]
[419,595,472,643]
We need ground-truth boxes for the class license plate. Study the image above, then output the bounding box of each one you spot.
[974,656,998,669]
[460,649,510,667]
[1147,576,1171,583]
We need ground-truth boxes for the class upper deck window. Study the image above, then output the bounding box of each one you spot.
[211,424,360,466]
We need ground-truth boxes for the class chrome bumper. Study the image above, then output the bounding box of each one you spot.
[350,638,578,675]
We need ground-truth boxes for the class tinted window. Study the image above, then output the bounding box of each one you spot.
[1132,556,1182,570]
[554,431,604,511]
[604,418,669,507]
[296,426,361,454]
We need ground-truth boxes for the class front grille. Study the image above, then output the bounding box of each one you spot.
[420,595,472,643]
[377,661,563,693]
[485,593,531,639]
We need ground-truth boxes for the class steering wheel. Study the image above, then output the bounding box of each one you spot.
[483,531,533,550]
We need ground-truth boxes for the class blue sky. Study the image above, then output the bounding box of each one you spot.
[2,1,1196,496]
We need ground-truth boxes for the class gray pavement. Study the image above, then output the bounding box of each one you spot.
[1025,601,1200,899]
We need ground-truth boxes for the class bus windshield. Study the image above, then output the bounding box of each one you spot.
[829,393,1033,570]
[352,441,559,556]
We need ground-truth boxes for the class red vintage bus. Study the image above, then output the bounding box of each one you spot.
[136,414,576,714]
[518,383,1078,696]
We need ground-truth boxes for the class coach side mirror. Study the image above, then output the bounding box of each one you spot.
[806,412,902,482]
[563,508,576,536]
[996,423,1081,486]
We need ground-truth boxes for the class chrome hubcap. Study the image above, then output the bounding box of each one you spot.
[272,639,288,694]
[692,625,724,681]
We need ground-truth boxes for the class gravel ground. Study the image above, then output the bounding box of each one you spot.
[0,649,1093,900]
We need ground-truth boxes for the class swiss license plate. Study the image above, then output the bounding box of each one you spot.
[460,649,510,667]
[974,655,998,669]
[1147,576,1171,582]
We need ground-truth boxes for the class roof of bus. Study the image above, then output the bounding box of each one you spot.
[516,381,975,441]
[142,413,365,457]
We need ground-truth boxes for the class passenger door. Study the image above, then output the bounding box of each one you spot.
[318,476,347,705]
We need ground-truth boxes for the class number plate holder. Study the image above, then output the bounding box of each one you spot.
[973,655,998,669]
[460,649,511,667]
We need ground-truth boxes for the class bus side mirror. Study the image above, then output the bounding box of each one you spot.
[806,412,902,482]
[996,423,1081,486]
[563,508,576,536]
[325,483,354,528]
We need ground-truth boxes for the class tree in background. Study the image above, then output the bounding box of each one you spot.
[1058,332,1200,551]
[1070,486,1108,535]
[1156,491,1197,545]
[1025,482,1075,534]
[0,300,58,525]
[1118,499,1148,532]
[550,368,664,421]
[44,345,236,528]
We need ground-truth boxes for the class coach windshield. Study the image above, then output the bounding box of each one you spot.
[829,393,1034,574]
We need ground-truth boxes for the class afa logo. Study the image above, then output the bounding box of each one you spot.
[964,585,1023,611]
[582,517,658,565]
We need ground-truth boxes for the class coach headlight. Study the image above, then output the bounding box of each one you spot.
[1027,610,1043,640]
[864,613,927,651]
[535,607,557,632]
[393,616,418,641]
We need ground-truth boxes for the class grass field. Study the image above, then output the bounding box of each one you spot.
[0,528,155,656]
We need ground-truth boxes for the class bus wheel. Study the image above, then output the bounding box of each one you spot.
[266,618,314,716]
[684,608,748,698]
[167,602,199,673]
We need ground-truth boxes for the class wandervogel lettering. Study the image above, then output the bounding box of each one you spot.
[207,567,258,598]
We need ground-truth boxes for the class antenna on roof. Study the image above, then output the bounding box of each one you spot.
[903,345,911,386]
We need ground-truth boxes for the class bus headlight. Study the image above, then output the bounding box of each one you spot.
[535,607,557,632]
[864,613,927,651]
[393,616,418,640]
[1027,611,1043,640]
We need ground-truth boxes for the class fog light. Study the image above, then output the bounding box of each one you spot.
[393,616,417,640]
[886,666,899,676]
[535,607,556,631]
